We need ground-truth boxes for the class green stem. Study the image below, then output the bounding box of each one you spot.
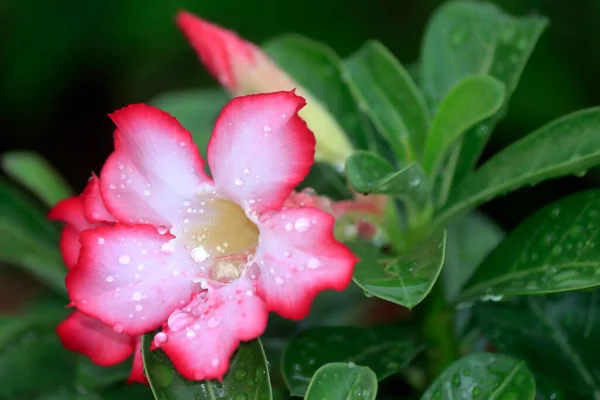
[422,282,459,382]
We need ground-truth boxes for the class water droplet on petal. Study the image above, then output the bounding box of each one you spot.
[284,222,293,232]
[307,257,320,269]
[113,324,124,333]
[263,125,272,132]
[207,317,221,328]
[235,178,243,186]
[119,255,130,265]
[294,218,310,232]
[105,275,114,283]
[190,246,208,263]
[97,237,105,245]
[154,332,168,347]
[132,291,143,301]
[275,277,284,285]
[167,310,195,332]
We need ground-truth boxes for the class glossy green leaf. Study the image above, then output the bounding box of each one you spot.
[438,107,600,225]
[345,151,431,214]
[2,152,72,207]
[421,353,536,400]
[350,230,446,309]
[475,291,600,398]
[421,1,548,186]
[0,181,65,293]
[281,326,423,396]
[345,40,430,162]
[263,34,370,151]
[299,162,353,201]
[304,363,377,400]
[149,89,229,162]
[0,307,74,399]
[143,334,272,400]
[443,212,504,301]
[422,75,505,177]
[458,190,600,302]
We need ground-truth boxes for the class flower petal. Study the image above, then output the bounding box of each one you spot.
[100,104,211,227]
[159,279,267,381]
[49,195,93,232]
[82,174,115,223]
[128,338,148,384]
[66,224,198,335]
[59,226,81,269]
[208,91,315,212]
[176,11,293,94]
[255,207,357,319]
[56,311,135,366]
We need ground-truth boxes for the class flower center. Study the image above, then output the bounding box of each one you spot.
[177,198,259,284]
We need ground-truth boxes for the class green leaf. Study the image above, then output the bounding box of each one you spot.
[2,152,72,207]
[299,162,353,201]
[421,353,536,400]
[143,334,272,400]
[281,326,424,396]
[350,229,446,309]
[345,40,430,162]
[0,307,74,399]
[475,291,600,398]
[421,1,548,185]
[76,356,132,389]
[263,34,370,151]
[0,181,65,293]
[345,151,431,214]
[422,75,505,177]
[443,212,504,301]
[438,107,600,225]
[458,190,600,302]
[304,363,377,400]
[149,89,229,161]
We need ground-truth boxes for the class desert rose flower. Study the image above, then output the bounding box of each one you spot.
[56,91,356,381]
[49,184,146,384]
[176,11,354,169]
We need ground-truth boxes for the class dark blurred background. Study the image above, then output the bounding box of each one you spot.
[1,0,598,228]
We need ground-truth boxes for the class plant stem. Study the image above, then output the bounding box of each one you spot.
[422,281,459,381]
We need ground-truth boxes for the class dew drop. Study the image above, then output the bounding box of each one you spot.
[167,310,195,332]
[157,226,168,235]
[132,291,143,301]
[161,243,174,254]
[190,246,208,263]
[207,317,221,328]
[135,304,143,311]
[284,222,293,232]
[186,330,196,339]
[143,189,151,197]
[97,238,105,245]
[235,178,244,186]
[105,275,114,283]
[294,218,310,232]
[307,257,320,269]
[119,255,131,265]
[154,332,168,346]
[234,368,248,382]
[275,277,284,285]
[263,125,272,132]
[113,324,124,333]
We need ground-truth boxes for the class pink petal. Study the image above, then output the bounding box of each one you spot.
[128,338,148,384]
[82,174,115,223]
[208,91,315,212]
[56,311,135,366]
[176,11,292,93]
[49,196,94,232]
[49,195,96,269]
[66,224,198,335]
[254,207,357,319]
[100,104,212,227]
[159,278,267,381]
[58,226,81,269]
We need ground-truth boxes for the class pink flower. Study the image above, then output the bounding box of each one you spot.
[53,91,356,381]
[49,188,147,384]
[175,10,354,168]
